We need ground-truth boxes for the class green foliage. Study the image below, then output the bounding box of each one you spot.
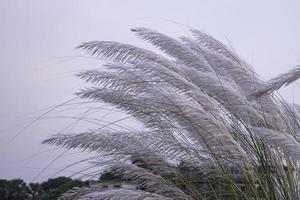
[0,177,88,200]
[0,179,31,200]
[40,177,88,200]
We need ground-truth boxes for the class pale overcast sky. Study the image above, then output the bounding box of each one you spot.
[0,0,300,182]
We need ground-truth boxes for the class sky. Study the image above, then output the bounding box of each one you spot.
[0,0,300,182]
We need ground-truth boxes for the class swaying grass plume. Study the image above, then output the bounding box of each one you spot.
[43,27,300,200]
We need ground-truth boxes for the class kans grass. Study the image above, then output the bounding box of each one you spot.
[43,27,300,199]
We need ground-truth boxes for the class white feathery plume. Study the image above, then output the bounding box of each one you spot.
[42,131,157,159]
[181,35,288,130]
[77,41,186,78]
[130,28,268,125]
[78,189,173,200]
[75,63,244,159]
[249,65,300,98]
[101,162,192,200]
[179,65,267,126]
[77,44,224,121]
[132,27,214,73]
[60,186,173,200]
[189,29,242,65]
[115,28,285,134]
[252,127,300,163]
[43,130,208,166]
[76,86,246,162]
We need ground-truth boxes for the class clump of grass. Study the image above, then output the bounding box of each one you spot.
[44,27,300,199]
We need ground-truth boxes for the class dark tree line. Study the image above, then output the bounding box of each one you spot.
[0,177,88,200]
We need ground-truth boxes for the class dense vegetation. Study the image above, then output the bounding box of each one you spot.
[40,27,300,199]
[0,177,87,200]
